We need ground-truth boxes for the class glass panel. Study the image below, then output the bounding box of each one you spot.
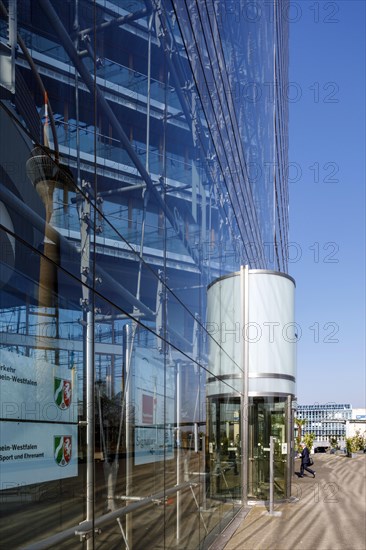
[0,233,86,548]
[208,397,241,501]
[248,397,287,501]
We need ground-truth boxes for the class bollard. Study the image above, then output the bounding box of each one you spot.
[265,436,282,517]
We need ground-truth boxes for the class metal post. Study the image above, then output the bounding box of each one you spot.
[176,361,181,541]
[86,309,95,546]
[269,436,274,513]
[146,11,153,173]
[265,436,281,517]
[202,434,207,510]
[286,395,292,499]
[125,323,132,548]
[74,0,81,187]
[241,265,249,504]
[77,175,94,547]
[194,423,199,453]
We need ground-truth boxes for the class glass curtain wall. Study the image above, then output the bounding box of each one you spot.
[0,0,289,548]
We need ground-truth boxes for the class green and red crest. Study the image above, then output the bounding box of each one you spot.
[54,377,72,409]
[54,436,72,466]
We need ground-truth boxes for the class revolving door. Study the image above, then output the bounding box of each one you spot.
[248,397,289,501]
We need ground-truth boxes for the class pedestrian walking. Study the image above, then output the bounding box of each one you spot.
[300,442,316,478]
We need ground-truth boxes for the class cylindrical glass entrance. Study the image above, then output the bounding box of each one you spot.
[206,269,296,504]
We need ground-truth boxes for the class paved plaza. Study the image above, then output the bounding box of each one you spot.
[211,453,366,550]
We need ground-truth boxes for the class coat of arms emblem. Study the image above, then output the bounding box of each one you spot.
[54,378,72,409]
[54,436,72,466]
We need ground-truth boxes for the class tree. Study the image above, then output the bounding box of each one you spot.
[295,417,307,452]
[329,435,338,449]
[304,432,316,451]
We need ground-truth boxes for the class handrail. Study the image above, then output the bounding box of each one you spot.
[23,480,199,550]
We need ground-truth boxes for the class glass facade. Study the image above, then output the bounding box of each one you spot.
[0,1,290,548]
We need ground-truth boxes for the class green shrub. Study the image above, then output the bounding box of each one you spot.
[329,436,338,449]
[345,430,366,454]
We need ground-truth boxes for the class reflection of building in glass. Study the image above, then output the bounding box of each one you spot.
[0,1,292,547]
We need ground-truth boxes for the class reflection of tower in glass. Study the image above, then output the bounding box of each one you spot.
[26,146,58,308]
[26,146,72,364]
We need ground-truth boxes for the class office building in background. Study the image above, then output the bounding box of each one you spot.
[297,403,366,446]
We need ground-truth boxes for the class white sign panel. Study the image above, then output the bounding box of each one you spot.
[0,349,77,422]
[0,349,78,490]
[0,422,78,490]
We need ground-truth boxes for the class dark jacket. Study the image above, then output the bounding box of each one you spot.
[301,446,310,465]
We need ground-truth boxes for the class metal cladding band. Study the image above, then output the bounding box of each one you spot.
[210,391,296,404]
[205,375,295,393]
[249,269,296,286]
[248,392,296,398]
[207,392,242,400]
[248,373,296,382]
[207,268,296,290]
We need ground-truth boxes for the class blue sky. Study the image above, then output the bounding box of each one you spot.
[288,1,365,407]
